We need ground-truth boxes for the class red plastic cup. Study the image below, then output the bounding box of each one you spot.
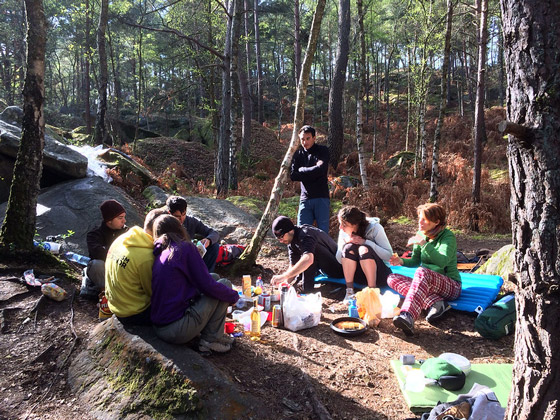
[224,322,235,334]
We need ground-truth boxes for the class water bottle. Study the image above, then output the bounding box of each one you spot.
[65,252,91,266]
[256,276,264,289]
[348,299,359,318]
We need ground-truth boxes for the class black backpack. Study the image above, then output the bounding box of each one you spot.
[474,293,516,339]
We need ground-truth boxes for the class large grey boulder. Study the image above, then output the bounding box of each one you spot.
[0,117,88,202]
[476,244,516,282]
[0,176,143,255]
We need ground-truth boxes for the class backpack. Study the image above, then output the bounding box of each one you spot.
[474,293,516,339]
[216,244,246,266]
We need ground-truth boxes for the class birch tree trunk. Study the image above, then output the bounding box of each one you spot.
[499,0,560,418]
[294,0,301,85]
[0,0,47,250]
[235,0,327,270]
[356,0,368,188]
[470,0,488,231]
[429,0,453,202]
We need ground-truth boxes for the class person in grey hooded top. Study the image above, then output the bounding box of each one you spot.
[336,206,393,303]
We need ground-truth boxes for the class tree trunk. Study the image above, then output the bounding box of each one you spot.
[0,0,47,250]
[84,0,92,134]
[498,20,505,108]
[216,0,235,196]
[94,0,109,146]
[356,0,368,189]
[429,0,453,202]
[384,44,393,148]
[238,0,252,162]
[327,0,350,169]
[294,0,301,86]
[253,0,264,123]
[236,0,327,270]
[229,0,242,191]
[500,1,560,419]
[470,0,488,231]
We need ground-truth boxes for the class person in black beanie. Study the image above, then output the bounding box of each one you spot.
[270,215,343,293]
[80,199,128,299]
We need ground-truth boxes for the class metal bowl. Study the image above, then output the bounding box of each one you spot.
[330,316,367,337]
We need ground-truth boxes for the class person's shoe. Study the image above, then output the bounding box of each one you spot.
[199,338,232,353]
[217,334,235,345]
[426,301,452,324]
[80,275,99,301]
[343,288,356,305]
[393,311,415,336]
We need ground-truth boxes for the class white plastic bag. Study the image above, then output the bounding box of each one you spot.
[380,290,400,318]
[282,287,322,332]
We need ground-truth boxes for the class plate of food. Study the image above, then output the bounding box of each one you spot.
[330,316,367,337]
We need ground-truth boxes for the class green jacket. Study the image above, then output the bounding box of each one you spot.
[402,228,460,282]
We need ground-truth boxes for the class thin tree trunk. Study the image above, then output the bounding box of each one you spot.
[94,0,109,146]
[238,0,252,163]
[429,0,453,202]
[294,0,301,85]
[229,0,242,191]
[470,0,488,231]
[356,0,368,189]
[84,0,92,134]
[0,0,47,250]
[327,0,351,169]
[253,0,264,123]
[237,0,327,269]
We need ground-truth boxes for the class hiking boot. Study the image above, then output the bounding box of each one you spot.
[80,275,99,301]
[199,338,232,353]
[343,288,356,305]
[393,311,415,336]
[426,301,451,324]
[98,291,113,320]
[217,334,235,345]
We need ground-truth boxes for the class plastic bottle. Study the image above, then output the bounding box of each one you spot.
[255,276,263,289]
[250,299,261,339]
[65,252,91,266]
[348,299,359,318]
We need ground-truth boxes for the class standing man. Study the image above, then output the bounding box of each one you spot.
[270,216,344,293]
[81,199,128,299]
[166,196,220,273]
[290,125,331,233]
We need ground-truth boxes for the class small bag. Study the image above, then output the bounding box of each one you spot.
[282,287,322,332]
[216,244,246,266]
[474,293,516,339]
[355,287,382,327]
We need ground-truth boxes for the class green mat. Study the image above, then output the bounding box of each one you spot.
[390,360,513,413]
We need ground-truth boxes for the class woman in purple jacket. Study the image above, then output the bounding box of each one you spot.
[150,215,239,353]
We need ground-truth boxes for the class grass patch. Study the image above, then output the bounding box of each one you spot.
[227,195,300,221]
[488,168,509,181]
[390,215,413,225]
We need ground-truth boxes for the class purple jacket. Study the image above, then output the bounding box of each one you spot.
[151,239,238,326]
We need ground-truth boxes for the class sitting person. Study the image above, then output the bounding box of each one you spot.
[150,215,239,353]
[270,215,344,293]
[81,199,128,299]
[388,203,461,336]
[104,207,167,326]
[166,195,220,273]
[336,206,393,303]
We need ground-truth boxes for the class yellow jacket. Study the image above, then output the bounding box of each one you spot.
[105,226,154,317]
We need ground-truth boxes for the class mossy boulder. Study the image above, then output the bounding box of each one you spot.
[476,244,515,281]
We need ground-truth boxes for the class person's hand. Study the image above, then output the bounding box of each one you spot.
[200,238,211,248]
[349,234,365,245]
[271,274,285,286]
[389,253,403,266]
[406,234,426,247]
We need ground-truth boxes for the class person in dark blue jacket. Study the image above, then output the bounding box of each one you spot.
[290,125,331,233]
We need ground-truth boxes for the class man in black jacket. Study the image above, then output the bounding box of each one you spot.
[80,199,128,298]
[290,125,331,233]
[270,216,343,293]
[166,196,220,273]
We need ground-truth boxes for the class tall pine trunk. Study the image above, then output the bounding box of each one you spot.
[253,0,264,123]
[0,0,47,250]
[236,0,327,270]
[84,0,92,134]
[327,0,350,169]
[94,0,109,146]
[429,0,453,202]
[499,0,560,418]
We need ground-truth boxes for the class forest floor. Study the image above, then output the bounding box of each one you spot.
[0,222,513,420]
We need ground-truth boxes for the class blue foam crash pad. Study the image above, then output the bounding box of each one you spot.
[315,265,503,313]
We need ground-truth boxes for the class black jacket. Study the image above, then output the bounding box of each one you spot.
[86,222,129,261]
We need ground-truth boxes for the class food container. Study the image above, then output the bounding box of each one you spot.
[271,304,282,327]
[330,316,367,337]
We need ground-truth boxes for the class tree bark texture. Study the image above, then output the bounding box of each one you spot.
[0,0,46,249]
[229,0,242,191]
[237,0,326,269]
[238,0,252,162]
[500,1,560,419]
[84,0,92,134]
[429,0,453,203]
[327,0,350,169]
[470,0,488,231]
[216,0,235,196]
[253,0,264,123]
[294,0,301,85]
[356,0,368,189]
[94,0,109,146]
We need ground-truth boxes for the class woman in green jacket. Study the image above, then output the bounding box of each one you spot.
[388,203,460,336]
